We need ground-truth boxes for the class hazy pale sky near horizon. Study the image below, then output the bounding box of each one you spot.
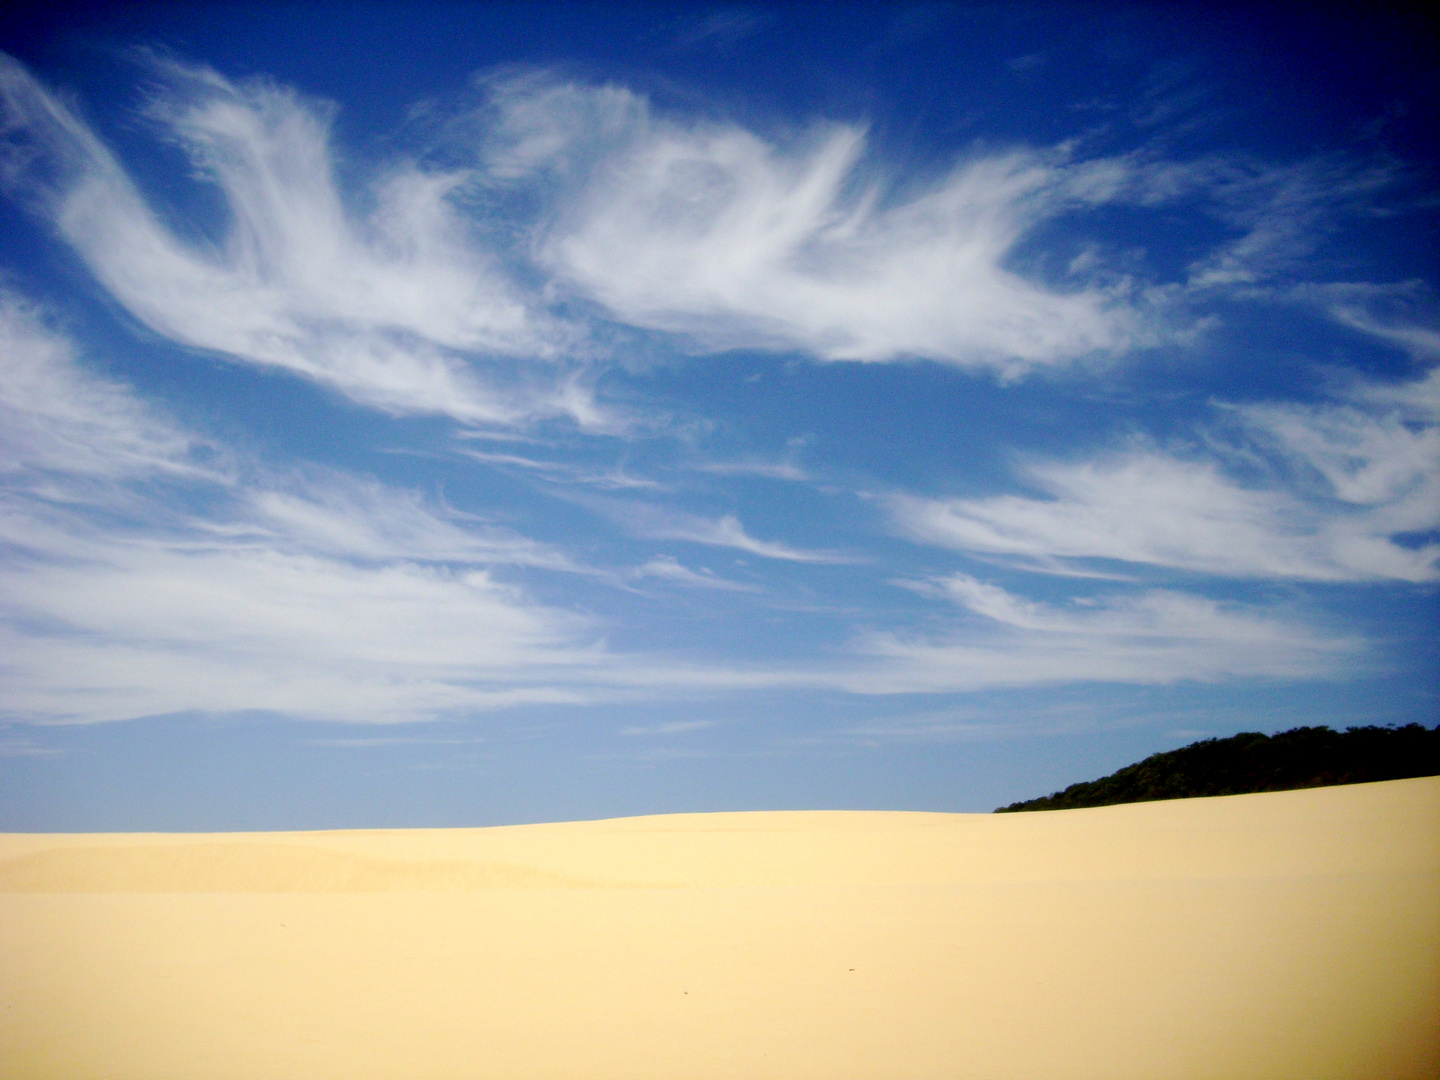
[1,2,1436,829]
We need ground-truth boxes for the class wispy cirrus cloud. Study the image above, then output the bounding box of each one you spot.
[0,291,216,483]
[3,52,1412,405]
[618,719,715,736]
[14,288,1329,724]
[249,473,581,570]
[0,53,596,428]
[0,542,605,723]
[479,76,1416,375]
[481,75,1141,372]
[0,282,1366,721]
[0,734,65,758]
[632,555,758,591]
[455,446,664,490]
[890,368,1440,583]
[1181,157,1396,291]
[0,292,610,724]
[849,573,1360,692]
[691,457,808,481]
[670,10,776,52]
[595,566,1361,696]
[616,503,850,563]
[0,51,1420,729]
[1299,280,1440,360]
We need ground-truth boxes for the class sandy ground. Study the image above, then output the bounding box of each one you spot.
[1,777,1436,1080]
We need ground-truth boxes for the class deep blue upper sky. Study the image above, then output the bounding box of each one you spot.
[1,3,1436,829]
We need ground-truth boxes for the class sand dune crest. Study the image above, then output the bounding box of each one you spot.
[2,778,1437,1079]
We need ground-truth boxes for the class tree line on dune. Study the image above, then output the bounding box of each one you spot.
[995,724,1440,812]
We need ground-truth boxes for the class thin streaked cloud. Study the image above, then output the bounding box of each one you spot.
[0,3,1433,825]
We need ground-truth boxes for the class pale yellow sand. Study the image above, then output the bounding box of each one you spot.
[2,778,1437,1080]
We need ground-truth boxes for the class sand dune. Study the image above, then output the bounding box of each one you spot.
[2,778,1437,1079]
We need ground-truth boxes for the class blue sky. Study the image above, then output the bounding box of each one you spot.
[1,3,1436,829]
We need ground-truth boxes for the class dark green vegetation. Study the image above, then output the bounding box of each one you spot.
[995,724,1440,812]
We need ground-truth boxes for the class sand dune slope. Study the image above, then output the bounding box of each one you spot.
[2,777,1437,1079]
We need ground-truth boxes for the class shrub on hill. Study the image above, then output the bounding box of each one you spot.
[994,724,1440,812]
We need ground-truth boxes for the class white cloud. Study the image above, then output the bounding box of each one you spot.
[250,473,579,570]
[0,291,212,482]
[1355,362,1440,415]
[0,53,1420,720]
[0,297,1375,716]
[586,566,1359,695]
[620,504,849,563]
[456,447,664,490]
[484,76,1137,372]
[1242,400,1438,521]
[618,719,715,736]
[891,371,1440,582]
[892,454,1330,578]
[1301,280,1440,360]
[633,554,757,591]
[4,55,1406,402]
[0,735,64,758]
[0,541,610,723]
[847,574,1359,692]
[303,735,490,748]
[1181,158,1394,292]
[671,11,775,52]
[0,293,610,723]
[692,457,808,481]
[0,53,595,427]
